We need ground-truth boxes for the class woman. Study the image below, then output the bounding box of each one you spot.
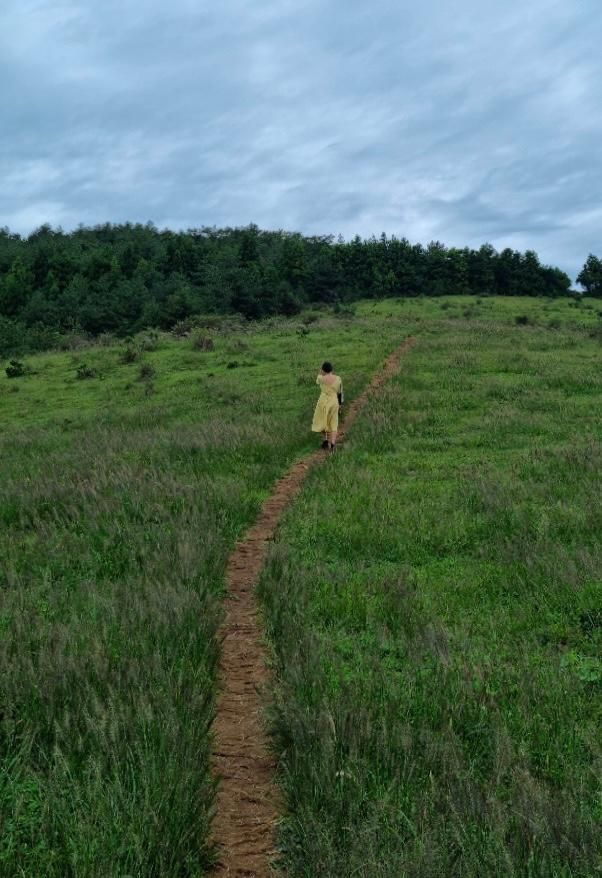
[311,361,343,452]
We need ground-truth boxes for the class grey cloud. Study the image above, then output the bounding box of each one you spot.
[1,0,601,280]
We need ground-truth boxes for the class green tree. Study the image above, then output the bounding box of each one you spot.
[238,226,260,267]
[0,257,34,317]
[577,254,602,296]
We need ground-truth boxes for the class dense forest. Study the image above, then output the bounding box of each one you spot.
[0,222,598,356]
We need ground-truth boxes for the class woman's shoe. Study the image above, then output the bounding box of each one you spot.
[329,443,337,453]
[321,439,329,449]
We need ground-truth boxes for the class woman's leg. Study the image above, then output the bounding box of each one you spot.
[328,430,337,449]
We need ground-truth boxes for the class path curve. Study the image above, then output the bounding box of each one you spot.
[211,336,416,877]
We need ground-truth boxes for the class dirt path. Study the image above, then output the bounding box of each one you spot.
[211,337,416,877]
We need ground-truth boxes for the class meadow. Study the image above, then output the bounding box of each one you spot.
[1,296,601,876]
[0,309,404,877]
[259,296,602,876]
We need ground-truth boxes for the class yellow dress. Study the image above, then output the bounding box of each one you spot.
[311,374,342,433]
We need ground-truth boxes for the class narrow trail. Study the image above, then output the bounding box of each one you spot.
[211,336,416,877]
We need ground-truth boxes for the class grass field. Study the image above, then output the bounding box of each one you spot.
[1,296,601,876]
[259,297,602,876]
[0,310,405,876]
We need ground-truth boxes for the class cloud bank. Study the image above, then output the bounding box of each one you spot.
[1,0,601,279]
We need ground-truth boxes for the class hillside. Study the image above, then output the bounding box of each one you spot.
[1,296,601,876]
[0,224,574,358]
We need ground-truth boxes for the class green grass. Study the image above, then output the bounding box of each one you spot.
[2,297,602,876]
[0,311,406,877]
[258,300,602,877]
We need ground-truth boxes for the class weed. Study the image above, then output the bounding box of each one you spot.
[137,330,160,352]
[191,333,215,352]
[333,302,356,318]
[138,362,156,381]
[75,363,97,380]
[119,345,140,364]
[5,359,26,378]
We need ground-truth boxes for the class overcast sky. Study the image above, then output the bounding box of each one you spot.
[1,0,600,279]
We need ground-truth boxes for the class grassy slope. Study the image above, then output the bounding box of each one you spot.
[259,297,602,877]
[0,312,405,877]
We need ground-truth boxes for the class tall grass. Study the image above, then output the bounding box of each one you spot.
[0,312,407,875]
[259,316,602,877]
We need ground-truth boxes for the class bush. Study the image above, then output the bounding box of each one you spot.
[97,332,117,347]
[333,302,356,318]
[191,333,214,352]
[172,315,226,337]
[588,326,602,343]
[515,315,530,326]
[171,320,191,338]
[226,361,239,369]
[75,363,97,380]
[58,332,91,352]
[119,346,140,364]
[226,339,249,354]
[138,363,156,381]
[137,331,159,352]
[5,359,26,378]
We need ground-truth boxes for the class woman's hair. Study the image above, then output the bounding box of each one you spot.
[321,361,333,373]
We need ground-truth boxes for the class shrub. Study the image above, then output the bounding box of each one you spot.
[138,363,156,381]
[173,315,226,337]
[75,363,97,380]
[57,331,92,351]
[515,315,530,326]
[119,346,140,364]
[5,359,26,378]
[226,339,249,354]
[97,332,117,347]
[191,333,214,352]
[333,302,356,318]
[226,361,239,369]
[588,326,602,343]
[137,331,159,352]
[171,320,191,338]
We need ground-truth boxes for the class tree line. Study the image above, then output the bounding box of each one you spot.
[0,221,594,356]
